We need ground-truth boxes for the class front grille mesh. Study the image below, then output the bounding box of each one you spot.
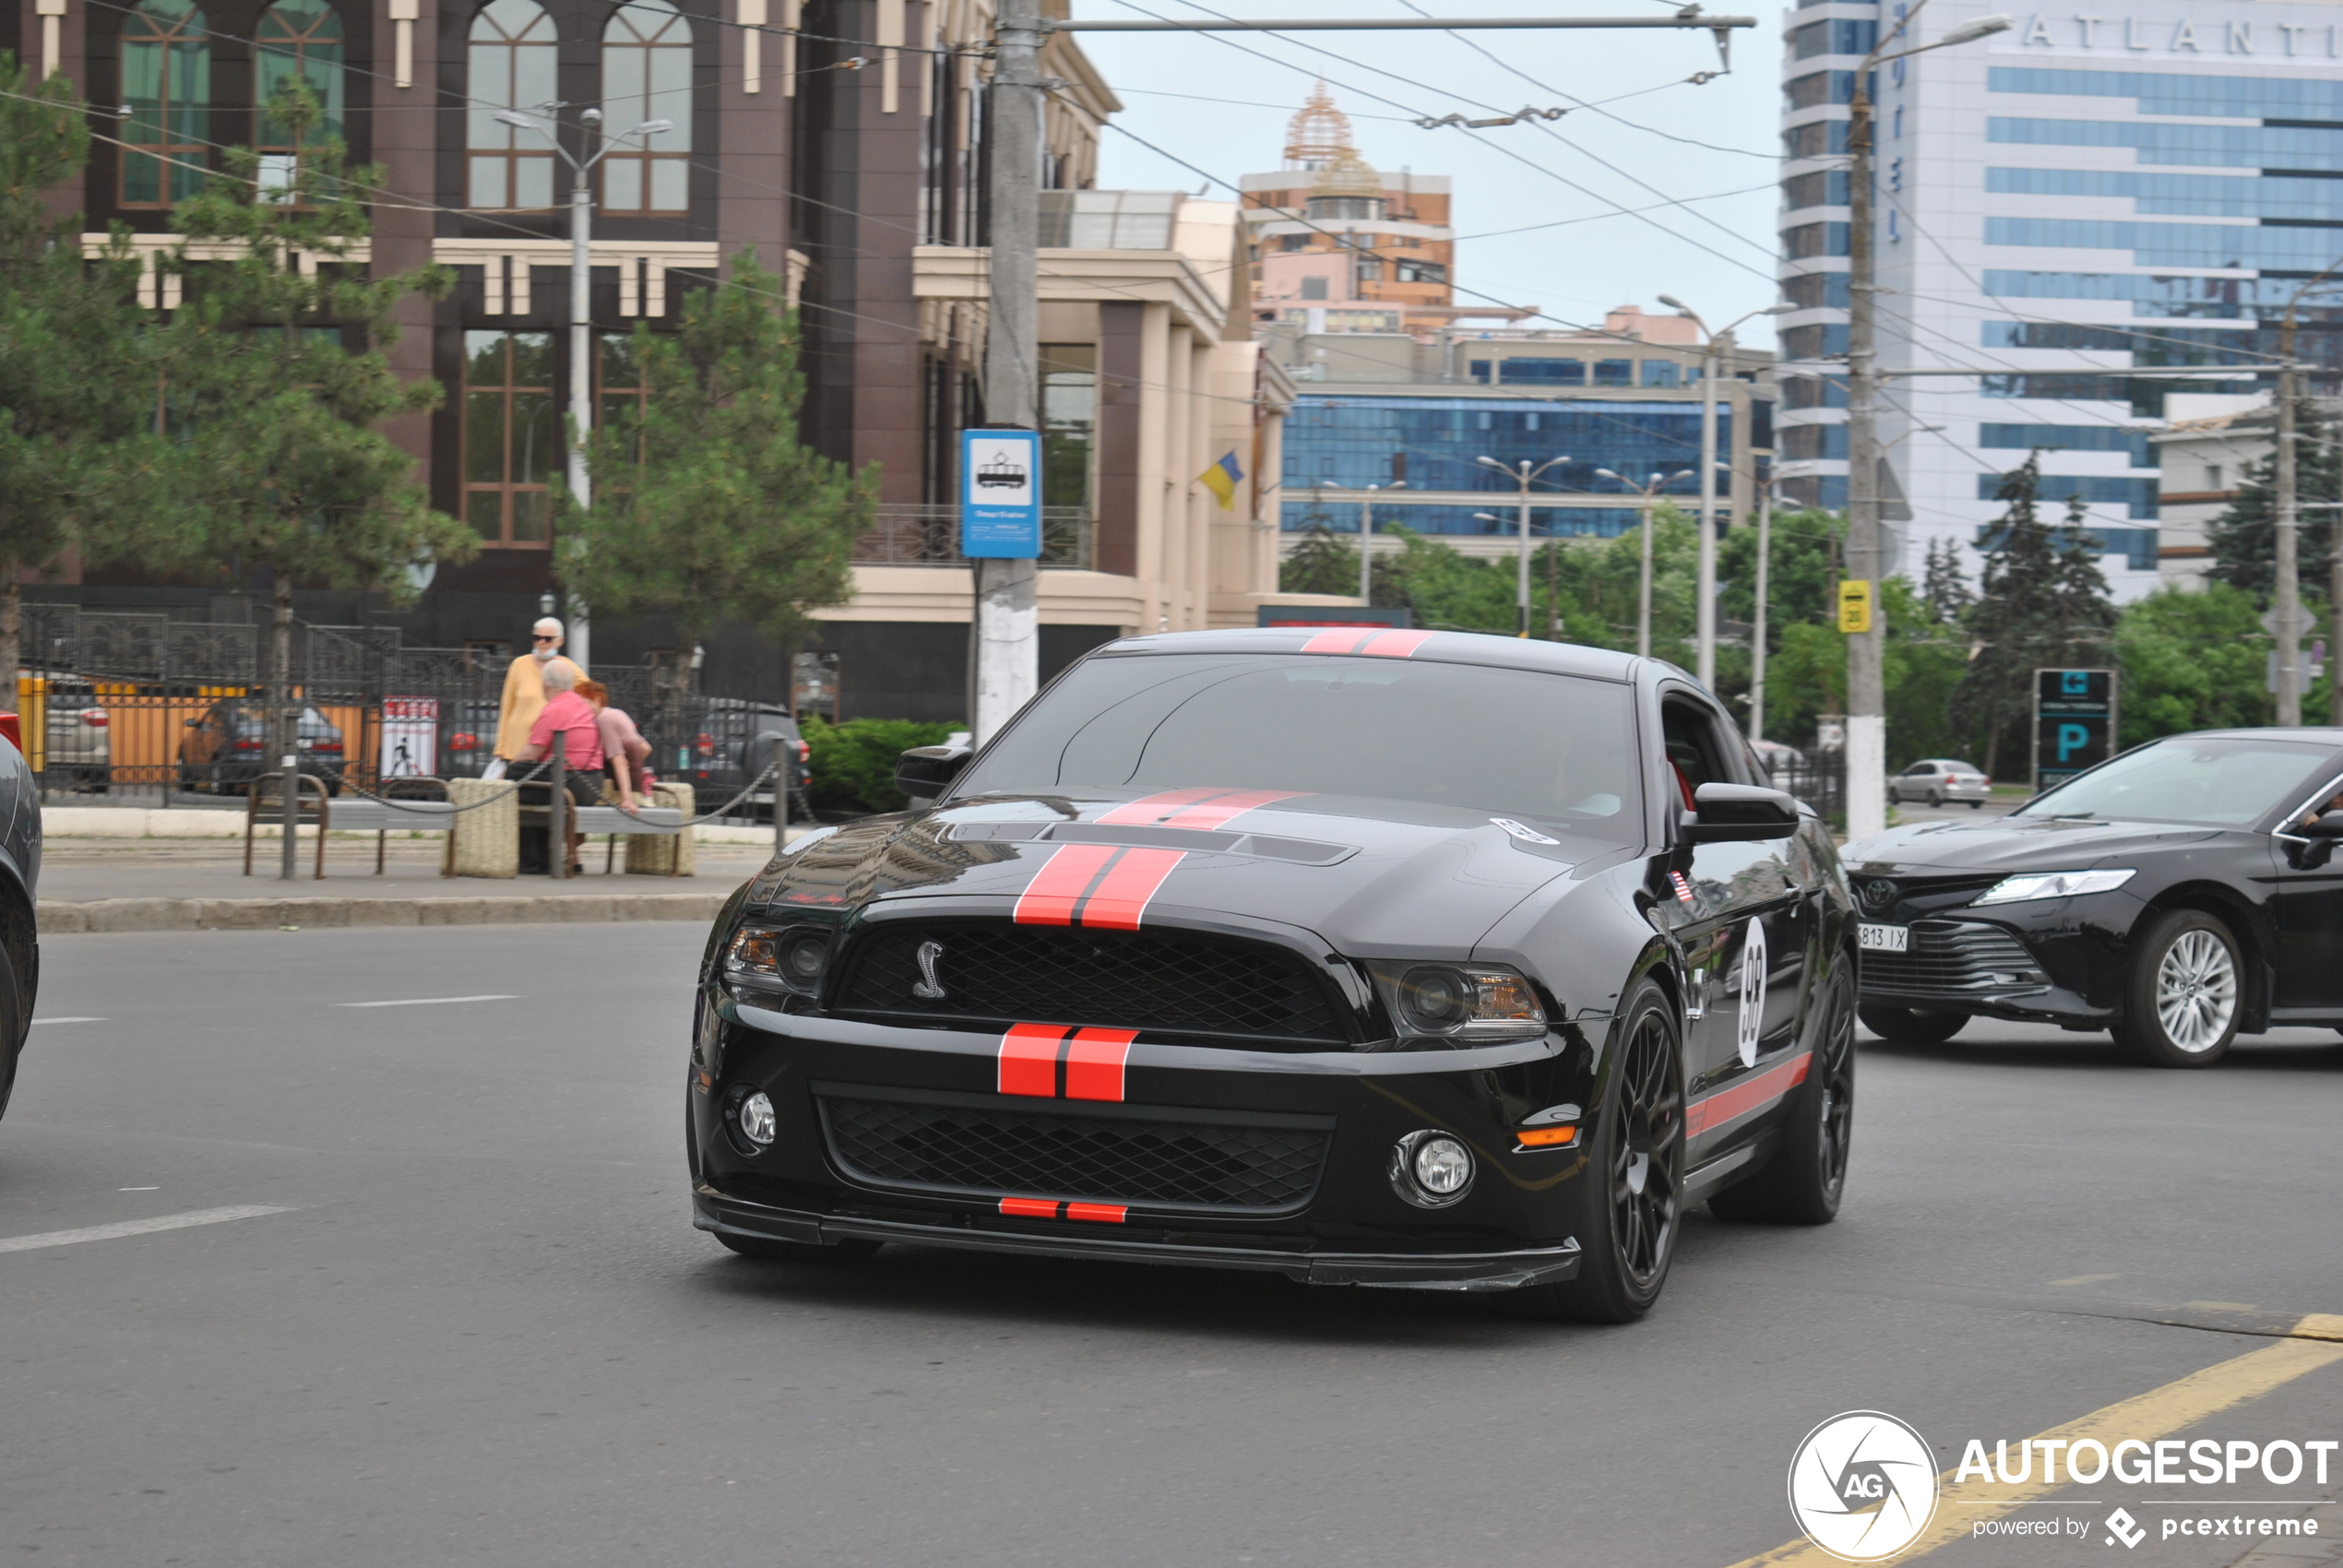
[820,1094,1331,1212]
[1862,920,2043,996]
[838,921,1348,1043]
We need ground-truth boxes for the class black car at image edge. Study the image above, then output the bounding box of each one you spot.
[0,722,41,1123]
[1843,727,2343,1067]
[687,628,1859,1322]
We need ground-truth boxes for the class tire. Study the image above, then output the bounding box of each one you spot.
[1711,965,1854,1225]
[715,1232,882,1263]
[1513,978,1684,1324]
[0,937,28,1123]
[1857,1004,1968,1045]
[2111,909,2242,1068]
[1968,801,1983,810]
[1925,790,1943,808]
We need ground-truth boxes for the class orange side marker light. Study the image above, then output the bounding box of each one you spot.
[1515,1125,1578,1148]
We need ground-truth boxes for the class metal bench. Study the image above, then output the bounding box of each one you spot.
[572,805,687,875]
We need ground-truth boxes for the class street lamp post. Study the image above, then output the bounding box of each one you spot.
[1655,298,1791,689]
[1751,473,1775,742]
[1843,7,2012,838]
[2272,262,2343,725]
[1356,481,1403,602]
[1598,468,1695,657]
[1476,455,1570,636]
[494,105,674,674]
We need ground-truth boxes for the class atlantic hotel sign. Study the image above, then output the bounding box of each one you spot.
[2012,7,2343,58]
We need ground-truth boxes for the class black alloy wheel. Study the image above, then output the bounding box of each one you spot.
[0,942,26,1123]
[1857,1004,1968,1045]
[1516,978,1683,1323]
[1711,965,1855,1225]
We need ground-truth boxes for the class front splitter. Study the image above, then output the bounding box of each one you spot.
[694,1187,1580,1291]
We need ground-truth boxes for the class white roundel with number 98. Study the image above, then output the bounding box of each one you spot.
[1737,919,1767,1068]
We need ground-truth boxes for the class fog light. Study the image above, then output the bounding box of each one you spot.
[1414,1136,1471,1194]
[738,1091,777,1146]
[1388,1129,1475,1208]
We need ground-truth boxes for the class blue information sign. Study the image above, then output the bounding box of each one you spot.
[960,429,1042,558]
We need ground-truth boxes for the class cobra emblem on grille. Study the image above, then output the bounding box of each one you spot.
[911,938,948,999]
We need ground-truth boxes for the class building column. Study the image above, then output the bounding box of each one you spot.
[372,0,438,481]
[1095,301,1144,578]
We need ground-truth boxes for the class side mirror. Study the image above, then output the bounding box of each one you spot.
[895,744,972,802]
[1682,781,1801,843]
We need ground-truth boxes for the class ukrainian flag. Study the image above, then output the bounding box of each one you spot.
[1198,450,1244,510]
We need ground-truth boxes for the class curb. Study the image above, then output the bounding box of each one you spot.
[37,893,732,933]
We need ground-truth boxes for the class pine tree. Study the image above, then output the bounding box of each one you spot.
[1278,519,1360,597]
[1921,538,1975,626]
[1952,457,2117,775]
[2206,398,2339,599]
[140,79,474,759]
[558,250,874,646]
[0,57,155,679]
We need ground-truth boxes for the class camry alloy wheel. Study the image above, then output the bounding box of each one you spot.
[2154,929,2238,1054]
[1612,1008,1683,1287]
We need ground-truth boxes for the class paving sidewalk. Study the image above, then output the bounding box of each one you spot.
[35,837,787,932]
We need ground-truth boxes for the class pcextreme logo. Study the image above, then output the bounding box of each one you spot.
[1788,1411,1942,1562]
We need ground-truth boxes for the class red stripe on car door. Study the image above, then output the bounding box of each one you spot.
[1076,848,1184,930]
[1097,788,1229,826]
[1064,1028,1138,1101]
[1358,629,1434,658]
[998,1023,1071,1097]
[1683,1051,1812,1137]
[1014,843,1118,925]
[1157,789,1304,831]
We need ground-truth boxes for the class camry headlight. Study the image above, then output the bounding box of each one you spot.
[1365,960,1548,1043]
[1972,869,2137,907]
[724,922,831,994]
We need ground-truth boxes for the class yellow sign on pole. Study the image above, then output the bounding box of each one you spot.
[1837,579,1873,635]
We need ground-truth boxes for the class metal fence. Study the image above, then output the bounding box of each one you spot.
[1760,746,1846,829]
[16,604,794,823]
[852,505,1096,570]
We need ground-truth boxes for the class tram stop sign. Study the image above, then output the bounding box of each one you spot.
[2033,668,2117,792]
[961,429,1042,558]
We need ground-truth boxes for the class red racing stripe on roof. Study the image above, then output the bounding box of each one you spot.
[1358,629,1435,658]
[1076,848,1184,931]
[1157,789,1304,831]
[1097,787,1230,826]
[1302,628,1377,653]
[1684,1051,1812,1138]
[998,1023,1072,1098]
[1064,1028,1138,1102]
[1014,842,1118,926]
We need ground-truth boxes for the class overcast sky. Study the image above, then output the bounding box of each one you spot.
[1074,1,1787,349]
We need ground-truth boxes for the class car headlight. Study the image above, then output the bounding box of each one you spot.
[1365,960,1548,1043]
[724,922,831,995]
[1971,869,2137,906]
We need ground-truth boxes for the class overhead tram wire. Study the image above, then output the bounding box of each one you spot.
[1106,0,1784,287]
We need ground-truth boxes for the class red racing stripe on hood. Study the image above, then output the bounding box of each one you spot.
[998,1022,1072,1097]
[1096,787,1230,826]
[1075,848,1184,931]
[1013,843,1118,926]
[1158,789,1304,831]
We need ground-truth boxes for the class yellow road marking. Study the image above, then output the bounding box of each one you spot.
[1725,1314,2343,1567]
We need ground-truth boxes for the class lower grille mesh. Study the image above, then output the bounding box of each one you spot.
[819,1094,1331,1212]
[1862,920,2043,996]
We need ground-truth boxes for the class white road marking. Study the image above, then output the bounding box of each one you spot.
[0,1206,296,1254]
[31,1017,105,1026]
[118,1186,160,1192]
[337,994,519,1009]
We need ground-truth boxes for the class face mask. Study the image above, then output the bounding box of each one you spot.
[532,645,558,662]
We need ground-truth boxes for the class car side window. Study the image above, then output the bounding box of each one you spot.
[1660,695,1742,797]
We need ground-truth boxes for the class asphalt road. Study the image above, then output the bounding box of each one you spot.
[4,923,2341,1568]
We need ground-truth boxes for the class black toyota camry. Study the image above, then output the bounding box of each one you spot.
[688,628,1859,1322]
[1843,728,2343,1067]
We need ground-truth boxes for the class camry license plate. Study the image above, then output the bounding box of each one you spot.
[1859,923,1909,953]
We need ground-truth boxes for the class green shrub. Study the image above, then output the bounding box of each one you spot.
[800,715,963,814]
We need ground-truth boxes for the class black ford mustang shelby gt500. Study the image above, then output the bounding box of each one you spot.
[689,628,1859,1321]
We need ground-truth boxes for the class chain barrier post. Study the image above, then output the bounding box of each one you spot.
[772,736,788,856]
[280,754,299,881]
[550,731,568,881]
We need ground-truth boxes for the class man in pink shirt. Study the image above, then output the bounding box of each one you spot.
[515,664,605,873]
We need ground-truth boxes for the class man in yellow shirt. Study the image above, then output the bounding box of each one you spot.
[492,618,585,771]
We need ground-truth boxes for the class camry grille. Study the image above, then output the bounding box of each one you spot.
[818,1088,1333,1213]
[1861,920,2046,996]
[837,921,1350,1045]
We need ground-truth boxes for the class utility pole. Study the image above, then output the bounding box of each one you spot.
[496,104,673,674]
[2277,329,2301,726]
[1599,468,1692,659]
[975,0,1044,744]
[1477,455,1567,637]
[1334,481,1403,602]
[1659,296,1790,689]
[1842,8,2010,838]
[1752,476,1773,742]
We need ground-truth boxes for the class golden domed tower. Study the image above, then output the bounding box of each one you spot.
[1283,82,1353,172]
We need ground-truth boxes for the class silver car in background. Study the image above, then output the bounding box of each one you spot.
[1888,757,1992,808]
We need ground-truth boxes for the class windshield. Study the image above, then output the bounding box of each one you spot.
[2014,737,2339,828]
[956,653,1640,835]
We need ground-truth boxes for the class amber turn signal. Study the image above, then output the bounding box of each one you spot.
[1515,1125,1578,1148]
